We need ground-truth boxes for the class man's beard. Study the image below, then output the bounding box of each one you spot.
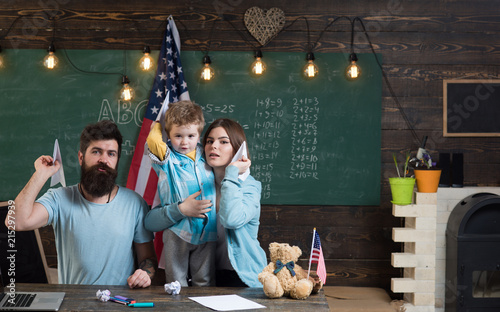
[80,161,118,198]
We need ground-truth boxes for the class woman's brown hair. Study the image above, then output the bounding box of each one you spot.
[202,118,249,158]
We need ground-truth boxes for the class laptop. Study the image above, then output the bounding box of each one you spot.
[0,267,65,311]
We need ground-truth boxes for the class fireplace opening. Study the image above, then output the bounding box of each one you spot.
[473,271,500,298]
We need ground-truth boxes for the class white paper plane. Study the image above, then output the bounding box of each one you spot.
[50,139,66,187]
[156,92,170,143]
[230,141,250,181]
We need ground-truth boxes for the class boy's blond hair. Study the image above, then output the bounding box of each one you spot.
[164,100,205,136]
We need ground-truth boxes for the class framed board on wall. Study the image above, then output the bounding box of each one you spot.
[0,50,382,205]
[443,79,500,137]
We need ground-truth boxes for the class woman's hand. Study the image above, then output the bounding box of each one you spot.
[178,190,213,218]
[229,155,251,175]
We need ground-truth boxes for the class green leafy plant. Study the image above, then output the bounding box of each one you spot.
[393,151,411,178]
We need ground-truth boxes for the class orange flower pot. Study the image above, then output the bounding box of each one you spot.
[414,169,442,193]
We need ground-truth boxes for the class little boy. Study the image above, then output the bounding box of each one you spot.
[144,100,216,287]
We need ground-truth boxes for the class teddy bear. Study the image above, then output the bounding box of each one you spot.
[258,242,323,300]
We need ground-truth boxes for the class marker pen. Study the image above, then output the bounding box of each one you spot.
[109,298,128,305]
[128,302,154,308]
[114,295,136,303]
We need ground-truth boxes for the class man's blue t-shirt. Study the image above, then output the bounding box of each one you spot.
[36,185,153,285]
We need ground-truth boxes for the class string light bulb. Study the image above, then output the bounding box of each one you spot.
[250,50,266,76]
[303,52,318,79]
[120,75,134,101]
[139,46,154,71]
[200,55,214,81]
[43,42,59,69]
[345,53,361,80]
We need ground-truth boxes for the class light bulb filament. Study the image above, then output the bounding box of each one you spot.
[140,53,153,71]
[254,60,263,74]
[202,66,212,81]
[349,63,359,78]
[47,56,55,68]
[142,57,151,70]
[346,53,361,81]
[307,64,315,77]
[120,77,134,101]
[44,52,58,69]
[303,58,318,79]
[123,87,132,101]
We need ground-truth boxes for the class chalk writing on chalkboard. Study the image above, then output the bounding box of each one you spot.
[289,97,320,182]
[188,51,382,205]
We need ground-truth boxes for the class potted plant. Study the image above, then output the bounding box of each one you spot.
[411,149,441,193]
[389,151,415,205]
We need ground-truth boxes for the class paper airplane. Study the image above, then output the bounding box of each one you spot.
[50,139,66,187]
[230,141,250,181]
[156,92,170,143]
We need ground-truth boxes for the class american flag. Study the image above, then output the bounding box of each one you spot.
[126,15,189,259]
[309,229,327,284]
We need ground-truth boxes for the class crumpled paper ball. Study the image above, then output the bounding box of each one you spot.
[96,289,111,302]
[164,281,181,295]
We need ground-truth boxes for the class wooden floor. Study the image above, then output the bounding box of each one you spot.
[324,286,402,312]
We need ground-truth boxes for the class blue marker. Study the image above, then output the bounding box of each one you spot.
[128,302,154,308]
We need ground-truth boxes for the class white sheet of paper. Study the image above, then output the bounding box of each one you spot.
[189,294,266,311]
[230,141,250,181]
[156,92,170,123]
[156,92,170,143]
[50,139,66,187]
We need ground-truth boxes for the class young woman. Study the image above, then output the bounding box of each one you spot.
[203,118,267,287]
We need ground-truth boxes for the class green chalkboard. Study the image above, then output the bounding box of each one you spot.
[0,49,381,205]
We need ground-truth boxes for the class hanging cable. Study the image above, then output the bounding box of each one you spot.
[345,18,361,80]
[0,15,24,41]
[352,17,421,147]
[201,18,217,81]
[177,16,220,81]
[43,17,59,69]
[312,16,352,51]
[222,17,269,76]
[223,17,260,50]
[119,23,134,101]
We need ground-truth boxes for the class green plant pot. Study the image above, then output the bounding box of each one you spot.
[389,177,415,205]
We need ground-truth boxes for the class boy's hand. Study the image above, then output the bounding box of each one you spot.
[229,155,251,175]
[178,190,212,218]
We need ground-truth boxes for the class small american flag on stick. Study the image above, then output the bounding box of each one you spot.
[308,228,327,284]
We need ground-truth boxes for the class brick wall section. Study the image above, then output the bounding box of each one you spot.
[391,192,437,312]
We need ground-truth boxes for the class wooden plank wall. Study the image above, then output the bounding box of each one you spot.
[2,0,500,294]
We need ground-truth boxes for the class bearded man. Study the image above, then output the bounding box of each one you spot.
[8,120,156,288]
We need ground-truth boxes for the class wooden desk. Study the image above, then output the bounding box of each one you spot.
[16,283,330,311]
